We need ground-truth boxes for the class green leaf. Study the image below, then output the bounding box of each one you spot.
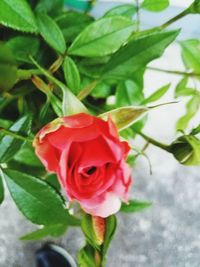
[141,0,169,12]
[35,0,64,17]
[36,13,66,54]
[91,82,111,99]
[6,36,40,64]
[3,169,80,226]
[102,30,179,80]
[142,83,170,104]
[99,106,148,131]
[188,0,200,14]
[78,244,96,267]
[102,215,117,265]
[0,172,4,204]
[0,0,38,32]
[13,142,42,167]
[68,16,134,57]
[176,93,200,130]
[0,116,31,163]
[56,11,93,43]
[62,88,88,116]
[65,0,92,12]
[191,124,200,135]
[121,200,152,213]
[0,43,17,91]
[20,224,67,241]
[175,77,196,98]
[170,135,200,166]
[0,118,12,129]
[81,214,99,250]
[63,56,81,95]
[116,79,144,107]
[46,173,61,191]
[30,56,87,116]
[104,4,136,19]
[180,39,200,73]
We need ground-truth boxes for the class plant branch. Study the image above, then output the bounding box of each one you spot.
[78,80,99,100]
[0,128,33,143]
[160,9,188,29]
[137,131,171,152]
[148,67,200,77]
[135,0,140,31]
[17,69,42,81]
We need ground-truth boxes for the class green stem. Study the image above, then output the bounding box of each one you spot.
[77,80,99,100]
[135,0,140,32]
[148,67,200,77]
[160,9,188,29]
[0,128,33,143]
[138,132,171,152]
[17,69,42,81]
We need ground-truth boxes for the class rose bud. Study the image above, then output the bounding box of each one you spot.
[169,135,200,166]
[33,113,132,218]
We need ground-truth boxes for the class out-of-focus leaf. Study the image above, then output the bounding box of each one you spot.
[20,224,67,241]
[104,4,136,19]
[0,172,4,204]
[91,82,111,99]
[63,56,81,95]
[36,13,66,54]
[6,36,40,64]
[121,200,152,213]
[0,116,31,163]
[0,0,38,32]
[142,0,169,12]
[170,135,200,166]
[35,0,64,16]
[65,0,92,11]
[176,93,200,130]
[99,106,148,131]
[68,16,134,57]
[102,30,180,80]
[3,169,80,226]
[180,39,200,73]
[175,77,196,98]
[0,43,17,91]
[142,83,170,104]
[56,11,93,43]
[0,119,12,129]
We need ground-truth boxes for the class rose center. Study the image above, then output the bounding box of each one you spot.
[86,166,97,175]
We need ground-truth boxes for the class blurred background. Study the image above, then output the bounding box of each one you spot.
[0,1,200,266]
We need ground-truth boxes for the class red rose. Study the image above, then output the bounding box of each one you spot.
[33,113,132,218]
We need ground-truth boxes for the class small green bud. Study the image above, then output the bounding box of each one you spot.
[170,135,200,166]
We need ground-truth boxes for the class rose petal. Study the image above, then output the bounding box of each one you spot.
[82,192,121,218]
